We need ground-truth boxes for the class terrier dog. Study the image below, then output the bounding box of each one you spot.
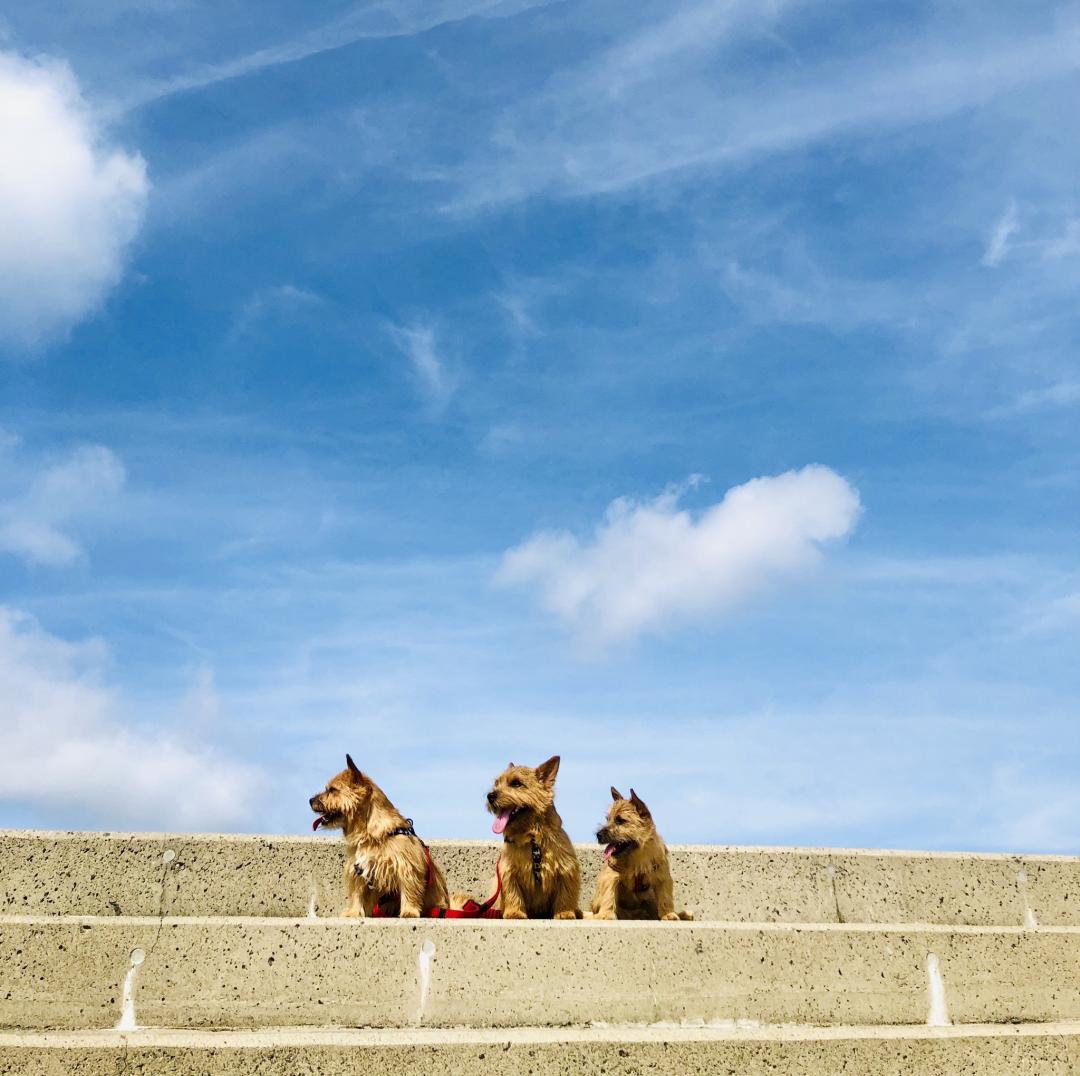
[485,755,581,919]
[309,755,449,918]
[589,787,692,921]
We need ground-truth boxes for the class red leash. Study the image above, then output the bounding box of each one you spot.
[369,835,503,919]
[428,858,502,919]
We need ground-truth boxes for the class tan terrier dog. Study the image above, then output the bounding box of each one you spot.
[309,755,449,918]
[486,755,581,919]
[589,787,693,921]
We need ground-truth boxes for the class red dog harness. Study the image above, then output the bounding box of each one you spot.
[368,822,503,919]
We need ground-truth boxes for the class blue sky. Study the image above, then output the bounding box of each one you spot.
[0,0,1078,851]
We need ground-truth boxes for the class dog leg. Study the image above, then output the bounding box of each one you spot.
[359,886,381,917]
[500,877,528,920]
[428,863,450,912]
[398,868,425,918]
[654,863,680,922]
[342,859,365,918]
[551,868,581,921]
[589,865,619,920]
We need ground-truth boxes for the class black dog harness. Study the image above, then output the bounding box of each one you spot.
[530,837,543,884]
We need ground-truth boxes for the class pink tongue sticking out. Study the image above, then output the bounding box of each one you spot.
[492,809,512,835]
[603,843,616,861]
[312,816,322,832]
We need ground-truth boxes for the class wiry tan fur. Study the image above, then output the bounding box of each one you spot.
[588,787,693,922]
[309,755,449,918]
[485,756,581,919]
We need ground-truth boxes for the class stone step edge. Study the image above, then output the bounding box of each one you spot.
[6,913,1080,935]
[5,830,1078,863]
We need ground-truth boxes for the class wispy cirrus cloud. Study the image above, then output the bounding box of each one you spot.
[985,380,1080,418]
[388,321,455,408]
[451,16,1080,210]
[497,466,862,650]
[230,283,324,340]
[113,0,563,113]
[0,441,125,567]
[982,200,1019,268]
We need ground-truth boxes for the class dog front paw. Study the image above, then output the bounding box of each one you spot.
[399,907,421,918]
[661,911,680,922]
[502,908,527,920]
[553,909,578,920]
[591,909,616,920]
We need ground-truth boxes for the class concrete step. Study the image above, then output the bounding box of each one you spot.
[2,1024,1080,1075]
[3,830,1077,925]
[3,915,1078,1031]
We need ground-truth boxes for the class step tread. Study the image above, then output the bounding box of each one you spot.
[5,1022,1080,1047]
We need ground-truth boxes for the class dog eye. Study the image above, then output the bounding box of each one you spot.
[615,816,626,825]
[509,778,523,788]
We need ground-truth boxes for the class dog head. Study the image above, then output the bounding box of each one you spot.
[486,755,560,836]
[309,755,372,832]
[597,787,656,867]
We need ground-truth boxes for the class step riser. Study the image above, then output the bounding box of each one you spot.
[4,920,1078,1031]
[3,833,1075,926]
[3,1036,1079,1075]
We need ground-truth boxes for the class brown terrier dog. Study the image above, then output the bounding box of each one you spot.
[309,755,449,918]
[589,787,692,921]
[486,755,581,919]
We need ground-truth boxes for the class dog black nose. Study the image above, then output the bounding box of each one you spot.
[308,796,318,809]
[486,791,497,806]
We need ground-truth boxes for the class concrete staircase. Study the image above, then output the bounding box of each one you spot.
[2,830,1079,1073]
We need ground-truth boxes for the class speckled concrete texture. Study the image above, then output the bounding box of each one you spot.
[3,831,1078,925]
[3,917,1079,1031]
[1,1025,1079,1075]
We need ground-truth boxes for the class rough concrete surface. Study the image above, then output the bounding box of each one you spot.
[2,1025,1080,1076]
[3,831,1077,925]
[3,916,1079,1031]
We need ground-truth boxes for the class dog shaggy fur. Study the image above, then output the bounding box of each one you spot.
[588,787,692,921]
[485,755,581,919]
[309,755,449,918]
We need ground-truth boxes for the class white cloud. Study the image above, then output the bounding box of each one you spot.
[981,200,1019,268]
[388,322,454,406]
[0,51,148,350]
[497,465,862,648]
[0,607,262,828]
[0,443,125,566]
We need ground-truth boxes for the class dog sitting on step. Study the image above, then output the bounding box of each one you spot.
[588,787,692,921]
[485,755,581,919]
[309,755,449,918]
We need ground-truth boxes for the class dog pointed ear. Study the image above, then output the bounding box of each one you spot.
[611,786,623,802]
[345,754,366,784]
[535,755,561,787]
[629,788,651,819]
